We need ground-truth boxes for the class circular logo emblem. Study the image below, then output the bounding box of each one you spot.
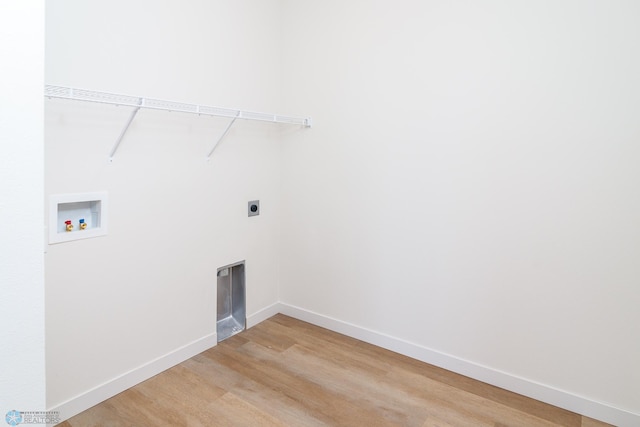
[5,410,22,426]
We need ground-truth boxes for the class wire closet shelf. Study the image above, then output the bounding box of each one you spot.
[44,85,312,161]
[45,85,311,126]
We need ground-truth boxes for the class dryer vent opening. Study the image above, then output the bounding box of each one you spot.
[217,261,246,342]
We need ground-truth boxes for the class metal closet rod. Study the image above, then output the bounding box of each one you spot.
[45,85,312,162]
[44,85,312,127]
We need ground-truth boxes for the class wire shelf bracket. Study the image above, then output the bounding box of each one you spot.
[206,112,240,160]
[108,105,141,162]
[45,85,312,162]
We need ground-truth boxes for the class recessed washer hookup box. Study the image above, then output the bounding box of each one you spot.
[49,192,108,244]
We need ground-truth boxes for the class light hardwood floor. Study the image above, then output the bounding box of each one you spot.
[60,314,613,426]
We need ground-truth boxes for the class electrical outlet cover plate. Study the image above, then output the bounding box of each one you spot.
[248,200,260,217]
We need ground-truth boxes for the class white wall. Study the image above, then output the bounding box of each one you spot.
[279,0,640,423]
[0,0,46,418]
[45,1,640,424]
[45,0,284,413]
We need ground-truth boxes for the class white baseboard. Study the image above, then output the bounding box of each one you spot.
[247,302,282,328]
[48,302,281,425]
[49,332,217,425]
[279,303,639,427]
[48,303,639,427]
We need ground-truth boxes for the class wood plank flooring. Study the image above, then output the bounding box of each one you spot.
[59,314,613,427]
